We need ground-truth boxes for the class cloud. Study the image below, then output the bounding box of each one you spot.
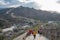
[56,0,60,3]
[0,0,21,8]
[0,0,60,13]
[8,5,20,8]
[4,0,21,5]
[0,0,11,5]
[0,0,41,9]
[18,0,33,3]
[18,0,41,9]
[22,2,41,9]
[0,1,6,5]
[35,0,60,13]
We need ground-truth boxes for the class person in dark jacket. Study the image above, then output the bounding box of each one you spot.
[38,28,43,35]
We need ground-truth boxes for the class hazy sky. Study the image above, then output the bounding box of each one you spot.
[0,0,60,13]
[20,0,60,13]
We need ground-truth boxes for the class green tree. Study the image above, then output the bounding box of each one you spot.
[0,35,4,40]
[0,28,2,33]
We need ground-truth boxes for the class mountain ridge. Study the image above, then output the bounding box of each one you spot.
[0,6,60,21]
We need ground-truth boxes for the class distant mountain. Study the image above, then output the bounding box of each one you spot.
[0,6,60,21]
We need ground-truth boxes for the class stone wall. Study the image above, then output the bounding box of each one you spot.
[43,29,60,40]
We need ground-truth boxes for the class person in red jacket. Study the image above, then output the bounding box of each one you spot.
[23,29,33,40]
[26,29,33,37]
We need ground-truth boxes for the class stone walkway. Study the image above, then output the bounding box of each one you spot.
[13,33,49,40]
